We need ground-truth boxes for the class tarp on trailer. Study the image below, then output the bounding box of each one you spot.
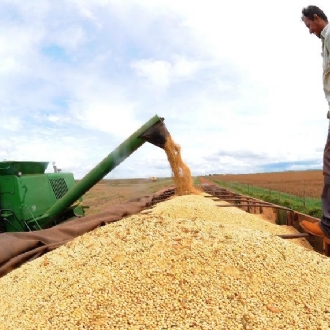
[0,187,175,278]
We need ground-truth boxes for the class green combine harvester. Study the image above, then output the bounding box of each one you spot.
[0,115,169,232]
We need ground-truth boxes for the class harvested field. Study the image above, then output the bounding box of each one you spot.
[207,170,323,198]
[82,178,174,215]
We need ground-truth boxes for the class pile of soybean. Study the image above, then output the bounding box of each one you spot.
[0,194,329,330]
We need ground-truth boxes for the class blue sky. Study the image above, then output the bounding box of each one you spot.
[1,0,329,179]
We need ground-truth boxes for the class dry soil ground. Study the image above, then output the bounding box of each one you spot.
[81,178,174,215]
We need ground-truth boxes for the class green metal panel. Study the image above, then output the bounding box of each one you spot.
[18,175,55,220]
[0,176,15,195]
[46,173,76,200]
[0,176,21,231]
[0,161,49,175]
[0,172,76,232]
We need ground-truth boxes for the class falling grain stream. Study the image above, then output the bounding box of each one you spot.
[164,134,200,195]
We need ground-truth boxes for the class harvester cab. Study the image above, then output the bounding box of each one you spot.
[0,115,169,233]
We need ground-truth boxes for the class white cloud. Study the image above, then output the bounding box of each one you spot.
[0,116,22,132]
[172,56,201,77]
[69,97,141,138]
[1,0,330,179]
[131,56,206,89]
[131,59,172,90]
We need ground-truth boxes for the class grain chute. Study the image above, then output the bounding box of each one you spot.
[0,115,169,232]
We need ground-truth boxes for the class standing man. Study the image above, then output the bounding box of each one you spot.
[300,6,330,242]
